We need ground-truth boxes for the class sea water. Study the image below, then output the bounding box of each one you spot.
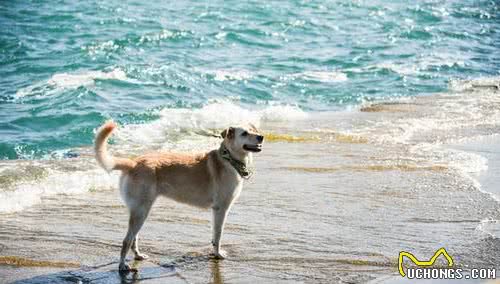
[1,1,500,283]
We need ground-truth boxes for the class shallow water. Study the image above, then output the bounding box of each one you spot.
[1,0,500,283]
[2,83,500,283]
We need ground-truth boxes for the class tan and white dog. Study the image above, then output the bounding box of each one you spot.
[94,121,264,272]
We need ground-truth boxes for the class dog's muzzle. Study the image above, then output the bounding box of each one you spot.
[243,144,262,152]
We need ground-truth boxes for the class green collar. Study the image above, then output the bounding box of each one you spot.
[219,143,253,179]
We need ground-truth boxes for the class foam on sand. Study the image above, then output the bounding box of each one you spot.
[449,76,500,92]
[0,162,119,214]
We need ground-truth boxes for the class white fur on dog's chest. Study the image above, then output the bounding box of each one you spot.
[213,167,243,206]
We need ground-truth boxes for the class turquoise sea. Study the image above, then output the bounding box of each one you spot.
[1,0,498,159]
[1,1,500,283]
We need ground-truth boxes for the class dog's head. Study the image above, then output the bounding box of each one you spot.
[221,124,264,154]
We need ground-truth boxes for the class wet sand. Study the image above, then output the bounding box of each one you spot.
[372,134,500,284]
[451,135,500,243]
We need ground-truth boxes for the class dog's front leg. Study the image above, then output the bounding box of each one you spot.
[211,204,230,259]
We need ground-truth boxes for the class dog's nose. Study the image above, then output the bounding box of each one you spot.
[257,135,264,143]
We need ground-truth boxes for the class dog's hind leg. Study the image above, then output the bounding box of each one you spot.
[131,235,148,260]
[119,202,153,272]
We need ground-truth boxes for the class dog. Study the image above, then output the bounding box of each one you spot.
[94,121,264,271]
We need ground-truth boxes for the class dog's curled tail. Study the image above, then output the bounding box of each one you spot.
[94,121,136,172]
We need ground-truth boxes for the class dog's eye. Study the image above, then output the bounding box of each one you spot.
[241,131,248,136]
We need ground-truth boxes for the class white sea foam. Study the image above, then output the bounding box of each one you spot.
[138,29,176,44]
[260,105,309,121]
[212,70,252,81]
[356,84,500,146]
[83,40,120,56]
[322,80,500,209]
[15,68,127,98]
[409,144,488,176]
[115,101,307,152]
[364,54,467,76]
[48,69,127,88]
[476,218,500,239]
[375,62,418,76]
[449,76,500,92]
[83,29,187,56]
[207,69,347,83]
[0,167,119,214]
[296,71,347,83]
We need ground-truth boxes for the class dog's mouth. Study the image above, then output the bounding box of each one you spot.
[243,144,262,152]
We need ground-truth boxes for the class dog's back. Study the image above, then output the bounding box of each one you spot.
[127,151,218,208]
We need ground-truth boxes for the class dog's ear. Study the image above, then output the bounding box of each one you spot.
[220,127,234,139]
[249,123,258,132]
[220,129,227,138]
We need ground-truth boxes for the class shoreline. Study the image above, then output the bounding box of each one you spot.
[372,134,500,284]
[455,134,500,203]
[452,134,500,241]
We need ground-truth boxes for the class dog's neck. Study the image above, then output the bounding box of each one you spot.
[222,141,251,164]
[219,142,253,179]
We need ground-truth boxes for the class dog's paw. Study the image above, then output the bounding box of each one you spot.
[134,253,149,261]
[212,250,227,259]
[118,262,137,272]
